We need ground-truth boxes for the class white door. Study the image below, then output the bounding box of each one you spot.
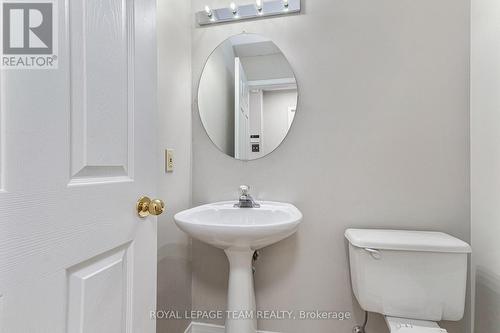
[235,57,250,160]
[0,0,158,332]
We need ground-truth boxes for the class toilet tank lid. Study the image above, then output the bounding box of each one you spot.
[345,229,471,253]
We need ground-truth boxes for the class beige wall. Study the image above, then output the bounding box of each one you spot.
[191,0,470,332]
[157,0,192,332]
[471,0,500,332]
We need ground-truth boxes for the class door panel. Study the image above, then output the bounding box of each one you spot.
[0,0,157,332]
[69,0,134,184]
[67,244,132,333]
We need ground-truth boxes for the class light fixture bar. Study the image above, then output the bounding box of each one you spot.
[197,0,300,26]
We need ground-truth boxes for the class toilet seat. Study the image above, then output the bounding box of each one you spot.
[385,316,448,333]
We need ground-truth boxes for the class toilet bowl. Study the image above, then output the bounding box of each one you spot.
[385,316,447,333]
[345,229,471,333]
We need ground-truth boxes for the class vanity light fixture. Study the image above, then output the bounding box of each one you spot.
[256,0,263,13]
[230,2,238,15]
[196,0,300,26]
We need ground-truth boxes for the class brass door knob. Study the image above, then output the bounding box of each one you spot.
[137,196,165,218]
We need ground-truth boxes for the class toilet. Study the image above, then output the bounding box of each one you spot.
[345,229,471,333]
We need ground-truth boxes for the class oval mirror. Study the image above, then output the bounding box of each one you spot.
[197,33,298,160]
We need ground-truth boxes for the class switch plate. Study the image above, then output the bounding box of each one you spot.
[165,149,174,172]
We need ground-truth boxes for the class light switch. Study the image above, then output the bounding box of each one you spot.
[165,149,174,172]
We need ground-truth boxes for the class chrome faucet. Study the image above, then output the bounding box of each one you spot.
[234,185,260,208]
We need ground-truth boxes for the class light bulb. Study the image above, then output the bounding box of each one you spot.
[230,2,238,15]
[256,0,263,13]
[204,5,213,18]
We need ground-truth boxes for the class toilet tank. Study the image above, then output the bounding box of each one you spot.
[345,229,471,322]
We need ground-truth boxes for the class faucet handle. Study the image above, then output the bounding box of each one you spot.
[239,185,250,196]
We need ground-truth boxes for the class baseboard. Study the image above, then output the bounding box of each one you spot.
[183,321,281,333]
[183,322,221,333]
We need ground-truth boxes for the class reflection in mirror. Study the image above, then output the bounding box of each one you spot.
[198,34,298,161]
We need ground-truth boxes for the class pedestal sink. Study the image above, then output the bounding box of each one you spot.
[174,201,303,333]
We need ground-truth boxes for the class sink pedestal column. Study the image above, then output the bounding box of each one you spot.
[224,248,257,333]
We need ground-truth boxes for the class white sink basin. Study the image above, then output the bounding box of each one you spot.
[174,201,303,333]
[174,201,302,249]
